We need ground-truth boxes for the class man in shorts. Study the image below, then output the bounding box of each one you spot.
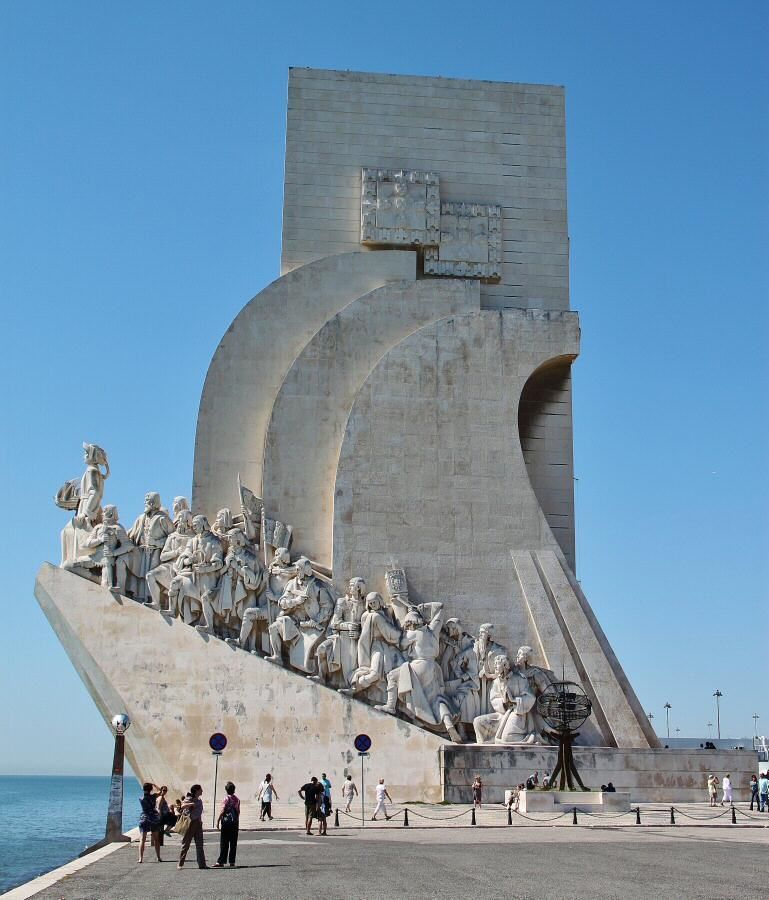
[299,776,323,835]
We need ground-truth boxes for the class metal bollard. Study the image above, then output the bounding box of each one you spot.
[334,808,339,827]
[731,805,736,825]
[572,807,578,825]
[635,806,641,825]
[507,805,513,825]
[471,807,477,825]
[670,806,676,825]
[403,808,409,827]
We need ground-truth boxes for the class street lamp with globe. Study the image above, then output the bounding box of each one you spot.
[80,713,132,855]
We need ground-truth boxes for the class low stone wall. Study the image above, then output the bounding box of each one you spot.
[440,745,757,804]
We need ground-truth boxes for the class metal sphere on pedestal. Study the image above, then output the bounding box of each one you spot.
[111,713,131,735]
[536,681,592,733]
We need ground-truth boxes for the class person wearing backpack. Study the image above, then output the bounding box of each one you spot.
[214,781,241,868]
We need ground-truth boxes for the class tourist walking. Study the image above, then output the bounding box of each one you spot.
[138,782,162,863]
[258,773,279,821]
[214,781,240,868]
[707,774,718,807]
[342,774,358,812]
[758,772,769,812]
[472,775,483,809]
[157,786,175,841]
[321,772,332,811]
[299,776,323,835]
[372,778,392,821]
[721,773,733,806]
[178,784,208,869]
[749,774,759,810]
[317,788,330,835]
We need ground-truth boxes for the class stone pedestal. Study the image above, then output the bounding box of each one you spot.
[515,789,630,813]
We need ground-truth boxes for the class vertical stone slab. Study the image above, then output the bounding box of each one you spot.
[263,278,479,569]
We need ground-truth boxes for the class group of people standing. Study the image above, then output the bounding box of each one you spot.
[138,780,245,870]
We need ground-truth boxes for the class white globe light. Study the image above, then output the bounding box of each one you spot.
[112,713,131,734]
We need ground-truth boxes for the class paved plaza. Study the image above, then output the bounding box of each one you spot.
[10,801,767,900]
[22,825,768,900]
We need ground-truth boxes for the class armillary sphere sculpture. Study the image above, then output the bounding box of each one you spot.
[537,681,592,791]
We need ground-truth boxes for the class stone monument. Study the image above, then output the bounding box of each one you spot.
[35,68,755,804]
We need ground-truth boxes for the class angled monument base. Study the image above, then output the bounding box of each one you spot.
[440,745,757,804]
[35,563,446,805]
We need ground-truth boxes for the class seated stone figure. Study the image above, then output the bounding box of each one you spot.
[73,504,134,592]
[266,557,333,673]
[217,528,267,637]
[145,509,194,611]
[375,601,462,743]
[494,645,553,744]
[311,577,366,686]
[472,647,553,744]
[344,592,403,701]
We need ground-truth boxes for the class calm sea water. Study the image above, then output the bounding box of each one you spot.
[0,775,141,894]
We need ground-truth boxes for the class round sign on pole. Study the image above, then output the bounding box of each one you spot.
[354,733,372,753]
[209,732,227,752]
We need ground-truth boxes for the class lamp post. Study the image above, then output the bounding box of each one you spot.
[664,702,672,739]
[753,713,760,738]
[675,727,681,738]
[707,722,713,738]
[713,690,723,740]
[647,712,654,730]
[80,714,132,856]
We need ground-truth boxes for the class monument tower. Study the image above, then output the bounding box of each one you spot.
[36,69,754,802]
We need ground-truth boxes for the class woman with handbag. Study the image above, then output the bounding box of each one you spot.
[176,784,208,869]
[214,781,241,867]
[138,782,163,863]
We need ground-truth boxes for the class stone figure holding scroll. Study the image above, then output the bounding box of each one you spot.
[126,493,174,602]
[312,577,366,686]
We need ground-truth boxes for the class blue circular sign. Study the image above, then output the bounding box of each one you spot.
[209,732,227,752]
[354,733,372,753]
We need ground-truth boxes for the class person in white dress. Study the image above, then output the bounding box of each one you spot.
[257,774,279,821]
[372,779,392,821]
[721,773,733,805]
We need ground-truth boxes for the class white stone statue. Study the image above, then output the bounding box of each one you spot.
[72,504,134,592]
[266,557,333,672]
[472,647,554,744]
[472,654,513,742]
[145,509,194,611]
[311,577,366,686]
[343,592,403,699]
[172,496,190,518]
[126,493,174,603]
[375,601,462,743]
[440,618,481,737]
[473,623,508,714]
[58,442,110,569]
[184,515,225,635]
[217,527,267,632]
[212,507,235,555]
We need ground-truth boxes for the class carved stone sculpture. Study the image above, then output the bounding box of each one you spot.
[376,601,462,743]
[472,647,555,745]
[71,504,134,592]
[182,515,224,635]
[267,557,332,672]
[472,654,513,743]
[146,509,194,611]
[312,577,366,686]
[58,443,110,569]
[172,496,190,518]
[218,528,267,631]
[344,592,403,699]
[473,623,508,715]
[440,618,481,739]
[126,493,174,603]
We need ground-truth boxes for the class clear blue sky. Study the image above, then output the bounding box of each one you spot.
[1,1,766,774]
